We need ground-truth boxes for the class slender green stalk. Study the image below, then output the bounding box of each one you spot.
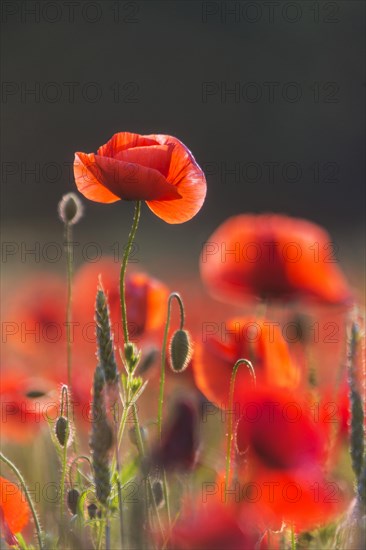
[105,515,111,550]
[65,222,73,389]
[225,359,256,491]
[112,405,125,549]
[347,321,365,481]
[157,293,185,523]
[0,452,44,550]
[157,293,184,438]
[59,386,70,530]
[96,516,106,550]
[117,377,133,452]
[68,455,92,487]
[291,524,296,550]
[120,201,141,345]
[132,405,165,538]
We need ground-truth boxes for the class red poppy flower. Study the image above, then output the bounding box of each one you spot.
[200,214,352,305]
[0,476,30,545]
[168,500,263,550]
[233,387,346,531]
[193,317,299,409]
[0,372,57,443]
[73,258,169,347]
[235,387,326,471]
[244,469,346,532]
[2,274,66,377]
[74,132,206,223]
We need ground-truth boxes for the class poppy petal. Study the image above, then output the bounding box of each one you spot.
[200,214,352,304]
[97,132,159,157]
[75,152,181,202]
[114,144,174,178]
[193,318,299,409]
[0,477,30,536]
[93,155,181,201]
[145,135,206,223]
[74,152,120,203]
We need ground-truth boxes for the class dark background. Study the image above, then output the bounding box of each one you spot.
[1,0,365,292]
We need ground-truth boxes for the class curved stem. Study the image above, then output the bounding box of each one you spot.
[68,455,92,487]
[225,359,256,492]
[0,452,44,550]
[157,292,185,439]
[157,293,185,524]
[120,201,141,345]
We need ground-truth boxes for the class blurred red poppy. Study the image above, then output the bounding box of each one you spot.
[244,469,346,532]
[0,372,57,443]
[168,500,263,550]
[193,317,299,409]
[200,214,352,305]
[235,387,326,470]
[73,258,169,347]
[0,476,30,545]
[2,275,67,377]
[74,132,206,223]
[148,399,198,472]
[233,387,346,531]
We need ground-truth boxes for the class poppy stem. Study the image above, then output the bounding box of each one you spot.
[65,221,73,390]
[347,320,365,483]
[131,404,165,540]
[0,452,44,550]
[105,513,111,550]
[120,200,141,346]
[157,292,185,524]
[158,293,185,437]
[225,359,256,493]
[59,385,70,533]
[291,524,297,550]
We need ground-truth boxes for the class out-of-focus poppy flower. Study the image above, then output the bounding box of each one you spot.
[74,132,206,223]
[233,387,346,531]
[2,274,67,377]
[200,214,352,305]
[168,500,263,550]
[73,258,169,347]
[125,272,170,337]
[0,476,30,545]
[245,469,346,533]
[193,317,299,409]
[0,371,57,442]
[235,387,326,470]
[147,399,198,472]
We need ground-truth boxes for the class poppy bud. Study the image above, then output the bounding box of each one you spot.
[87,503,98,519]
[25,390,47,399]
[169,329,192,373]
[58,192,83,225]
[67,488,80,515]
[55,416,69,447]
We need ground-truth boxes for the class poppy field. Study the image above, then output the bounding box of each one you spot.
[0,129,365,550]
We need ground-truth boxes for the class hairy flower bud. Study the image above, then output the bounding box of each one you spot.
[67,489,80,515]
[55,416,69,447]
[58,192,83,225]
[169,329,192,373]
